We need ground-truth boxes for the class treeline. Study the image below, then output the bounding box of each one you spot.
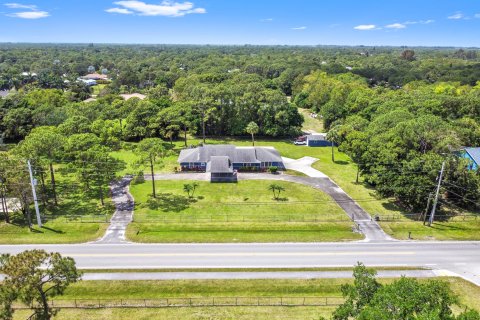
[295,71,480,211]
[0,74,303,143]
[1,45,480,94]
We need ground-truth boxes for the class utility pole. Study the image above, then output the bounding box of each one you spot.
[422,193,433,225]
[428,161,445,226]
[27,160,42,227]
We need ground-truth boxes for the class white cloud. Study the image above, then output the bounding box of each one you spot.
[4,3,49,19]
[260,18,273,22]
[106,7,133,14]
[291,26,307,30]
[354,24,377,30]
[385,23,406,29]
[4,3,37,10]
[475,13,480,19]
[107,1,206,17]
[7,10,49,19]
[448,12,464,20]
[404,19,434,25]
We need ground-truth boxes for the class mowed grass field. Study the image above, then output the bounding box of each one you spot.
[0,221,108,244]
[127,179,361,242]
[11,277,480,320]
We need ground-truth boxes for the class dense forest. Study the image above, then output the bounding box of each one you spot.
[1,44,480,214]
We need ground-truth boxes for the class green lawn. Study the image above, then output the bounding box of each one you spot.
[91,84,106,96]
[380,220,480,241]
[299,108,325,133]
[0,165,113,244]
[110,144,180,175]
[127,179,361,242]
[12,277,480,320]
[0,221,107,244]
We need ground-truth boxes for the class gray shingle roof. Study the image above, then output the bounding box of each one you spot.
[206,156,233,173]
[254,147,282,162]
[307,134,327,141]
[178,145,282,164]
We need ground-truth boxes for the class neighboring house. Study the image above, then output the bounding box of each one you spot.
[82,73,109,81]
[21,72,37,77]
[178,145,284,182]
[306,134,331,147]
[461,147,480,170]
[77,78,97,86]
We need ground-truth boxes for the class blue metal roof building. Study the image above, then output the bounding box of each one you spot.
[462,148,480,170]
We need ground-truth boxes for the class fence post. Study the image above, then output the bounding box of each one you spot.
[144,299,147,307]
[303,297,305,306]
[212,297,215,306]
[280,297,283,306]
[236,297,238,306]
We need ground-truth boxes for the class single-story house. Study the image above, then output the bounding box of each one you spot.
[178,145,284,182]
[461,147,480,170]
[307,134,331,147]
[77,78,97,86]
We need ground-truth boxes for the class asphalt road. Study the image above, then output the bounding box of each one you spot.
[1,242,479,284]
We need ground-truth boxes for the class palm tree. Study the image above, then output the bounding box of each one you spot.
[245,121,259,147]
[183,182,200,198]
[268,184,278,199]
[191,182,199,197]
[326,126,341,163]
[183,184,193,198]
[268,184,285,200]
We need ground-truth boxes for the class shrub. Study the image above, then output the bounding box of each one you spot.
[269,166,278,173]
[133,171,145,184]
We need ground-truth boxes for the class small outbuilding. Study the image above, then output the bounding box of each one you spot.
[306,134,331,147]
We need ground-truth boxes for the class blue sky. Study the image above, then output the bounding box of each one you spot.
[0,0,479,46]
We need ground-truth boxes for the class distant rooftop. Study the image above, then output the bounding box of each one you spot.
[0,90,10,98]
[120,93,146,101]
[82,73,109,80]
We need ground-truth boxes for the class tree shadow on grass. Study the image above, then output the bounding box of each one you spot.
[41,226,65,234]
[333,160,350,166]
[144,193,197,213]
